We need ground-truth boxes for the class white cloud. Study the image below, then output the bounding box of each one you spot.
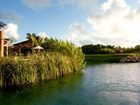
[21,0,51,11]
[37,32,49,38]
[66,0,140,47]
[4,23,19,39]
[88,0,140,47]
[66,23,104,46]
[20,0,97,11]
[58,0,97,10]
[138,0,140,4]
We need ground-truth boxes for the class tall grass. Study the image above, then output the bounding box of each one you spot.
[0,37,85,88]
[42,38,85,71]
[0,51,85,88]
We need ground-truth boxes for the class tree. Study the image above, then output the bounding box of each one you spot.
[81,44,116,54]
[135,45,140,51]
[100,48,115,54]
[26,33,43,47]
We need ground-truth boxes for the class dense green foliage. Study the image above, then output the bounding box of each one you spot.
[42,37,85,71]
[82,44,117,54]
[0,52,85,88]
[26,33,44,46]
[123,45,140,53]
[0,37,85,88]
[82,44,140,63]
[82,44,140,54]
[42,37,80,55]
[100,48,115,54]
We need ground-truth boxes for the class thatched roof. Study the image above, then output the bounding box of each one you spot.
[33,46,43,50]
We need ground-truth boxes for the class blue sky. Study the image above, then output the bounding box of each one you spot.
[1,0,140,47]
[0,0,92,40]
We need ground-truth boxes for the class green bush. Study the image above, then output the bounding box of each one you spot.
[100,48,115,54]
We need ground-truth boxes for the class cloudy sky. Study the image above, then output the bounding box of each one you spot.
[0,0,140,47]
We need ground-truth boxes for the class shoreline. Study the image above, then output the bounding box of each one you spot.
[85,53,140,63]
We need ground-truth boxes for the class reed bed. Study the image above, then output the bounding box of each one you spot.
[0,51,85,88]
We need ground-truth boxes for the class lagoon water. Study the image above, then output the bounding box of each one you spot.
[1,63,140,105]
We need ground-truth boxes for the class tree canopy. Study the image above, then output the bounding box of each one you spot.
[81,44,140,54]
[26,33,43,46]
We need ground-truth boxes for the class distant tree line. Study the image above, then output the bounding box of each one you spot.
[81,44,140,54]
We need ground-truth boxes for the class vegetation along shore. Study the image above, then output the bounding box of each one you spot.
[0,34,85,89]
[82,44,140,63]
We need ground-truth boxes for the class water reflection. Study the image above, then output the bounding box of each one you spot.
[85,63,140,105]
[97,91,140,105]
[1,63,140,105]
[0,74,83,105]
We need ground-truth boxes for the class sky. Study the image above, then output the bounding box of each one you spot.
[0,0,140,47]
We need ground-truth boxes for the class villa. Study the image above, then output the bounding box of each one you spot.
[13,40,32,55]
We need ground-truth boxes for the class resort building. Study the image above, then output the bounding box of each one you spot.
[13,40,32,55]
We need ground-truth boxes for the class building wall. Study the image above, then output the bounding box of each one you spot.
[0,31,4,57]
[13,41,32,55]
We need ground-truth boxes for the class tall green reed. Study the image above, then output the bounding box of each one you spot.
[0,51,85,88]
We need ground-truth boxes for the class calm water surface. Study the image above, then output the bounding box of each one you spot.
[1,63,140,105]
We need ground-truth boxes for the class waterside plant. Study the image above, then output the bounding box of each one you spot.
[0,39,85,89]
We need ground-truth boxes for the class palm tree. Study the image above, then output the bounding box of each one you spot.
[26,33,43,47]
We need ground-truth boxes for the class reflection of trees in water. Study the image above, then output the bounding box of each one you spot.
[0,73,83,105]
